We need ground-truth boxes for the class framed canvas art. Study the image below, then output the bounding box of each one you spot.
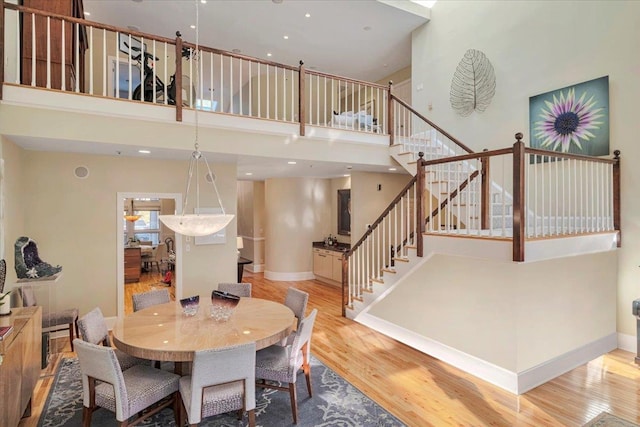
[529,76,609,159]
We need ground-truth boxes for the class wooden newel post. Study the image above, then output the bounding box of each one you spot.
[416,152,425,257]
[298,60,306,137]
[481,148,490,229]
[512,133,525,262]
[388,81,394,145]
[175,31,183,122]
[613,149,621,247]
[341,254,348,317]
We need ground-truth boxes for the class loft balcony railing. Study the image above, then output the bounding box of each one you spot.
[0,2,390,137]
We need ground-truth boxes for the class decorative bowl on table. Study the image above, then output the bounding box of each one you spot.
[180,295,200,316]
[210,291,240,322]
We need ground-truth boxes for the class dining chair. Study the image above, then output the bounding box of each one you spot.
[255,308,318,424]
[74,339,181,427]
[132,288,171,312]
[19,286,79,351]
[179,342,256,426]
[77,307,149,371]
[217,282,251,298]
[280,287,309,346]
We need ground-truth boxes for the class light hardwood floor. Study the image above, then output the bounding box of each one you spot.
[18,272,640,427]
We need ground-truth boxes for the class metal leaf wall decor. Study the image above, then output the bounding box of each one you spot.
[450,49,496,116]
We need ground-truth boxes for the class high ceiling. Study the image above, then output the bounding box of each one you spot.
[83,0,430,83]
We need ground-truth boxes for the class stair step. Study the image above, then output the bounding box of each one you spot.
[352,296,364,302]
[398,152,413,156]
[405,245,417,250]
[393,257,410,263]
[382,268,397,274]
[371,277,384,284]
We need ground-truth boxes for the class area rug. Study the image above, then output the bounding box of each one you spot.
[38,356,405,427]
[583,412,639,427]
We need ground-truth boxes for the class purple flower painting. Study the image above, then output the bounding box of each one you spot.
[529,76,609,158]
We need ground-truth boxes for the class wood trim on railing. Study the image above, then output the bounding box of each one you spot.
[298,61,305,137]
[613,149,621,247]
[525,147,617,164]
[175,32,183,122]
[4,3,177,44]
[391,95,474,154]
[425,171,480,225]
[182,41,299,71]
[480,148,490,229]
[416,152,425,257]
[0,0,5,100]
[422,147,513,167]
[388,81,394,146]
[346,176,418,258]
[512,133,526,262]
[304,69,388,90]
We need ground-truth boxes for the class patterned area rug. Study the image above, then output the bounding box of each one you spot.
[38,356,405,427]
[584,412,639,427]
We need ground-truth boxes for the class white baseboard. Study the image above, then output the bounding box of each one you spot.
[355,313,518,393]
[247,263,264,273]
[618,332,636,353]
[264,270,314,281]
[356,313,617,394]
[516,333,617,394]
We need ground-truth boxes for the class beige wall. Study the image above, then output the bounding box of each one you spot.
[412,0,637,337]
[351,171,412,240]
[5,147,236,317]
[368,251,617,372]
[0,138,25,286]
[376,66,411,86]
[237,180,265,268]
[264,177,331,277]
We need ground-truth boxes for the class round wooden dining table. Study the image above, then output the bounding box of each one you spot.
[112,297,294,373]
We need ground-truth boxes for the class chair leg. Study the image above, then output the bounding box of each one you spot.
[247,409,256,427]
[82,407,93,427]
[288,382,298,424]
[303,361,312,397]
[172,391,181,426]
[69,323,75,351]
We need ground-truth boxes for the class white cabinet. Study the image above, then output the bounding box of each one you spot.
[313,247,345,285]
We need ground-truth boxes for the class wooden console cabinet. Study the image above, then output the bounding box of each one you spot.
[313,247,344,285]
[125,247,142,283]
[21,0,87,90]
[0,306,42,427]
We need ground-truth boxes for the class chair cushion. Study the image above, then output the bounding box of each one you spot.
[180,377,245,420]
[43,308,78,326]
[95,364,179,418]
[255,345,300,384]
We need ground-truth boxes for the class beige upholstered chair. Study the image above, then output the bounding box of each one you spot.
[179,342,256,426]
[77,307,148,371]
[217,282,251,298]
[19,286,79,351]
[280,288,309,346]
[255,309,318,424]
[132,289,171,312]
[74,339,180,427]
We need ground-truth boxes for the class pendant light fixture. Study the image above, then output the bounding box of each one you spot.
[124,199,141,223]
[159,0,234,237]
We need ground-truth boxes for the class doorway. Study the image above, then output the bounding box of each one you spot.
[116,192,183,317]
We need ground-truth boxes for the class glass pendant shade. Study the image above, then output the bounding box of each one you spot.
[159,213,234,237]
[125,199,141,222]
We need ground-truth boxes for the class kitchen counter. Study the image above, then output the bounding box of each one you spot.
[312,241,350,253]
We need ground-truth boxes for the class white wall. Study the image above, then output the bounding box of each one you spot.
[412,0,639,337]
[368,251,617,372]
[2,146,237,317]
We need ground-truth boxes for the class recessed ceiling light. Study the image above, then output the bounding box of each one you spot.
[343,174,350,177]
[388,167,397,171]
[245,172,253,176]
[287,161,297,165]
[272,0,283,3]
[267,53,272,57]
[232,48,241,53]
[127,25,140,32]
[305,12,311,18]
[190,25,196,29]
[283,35,289,40]
[84,11,90,16]
[363,26,372,31]
[200,0,207,3]
[138,150,151,154]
